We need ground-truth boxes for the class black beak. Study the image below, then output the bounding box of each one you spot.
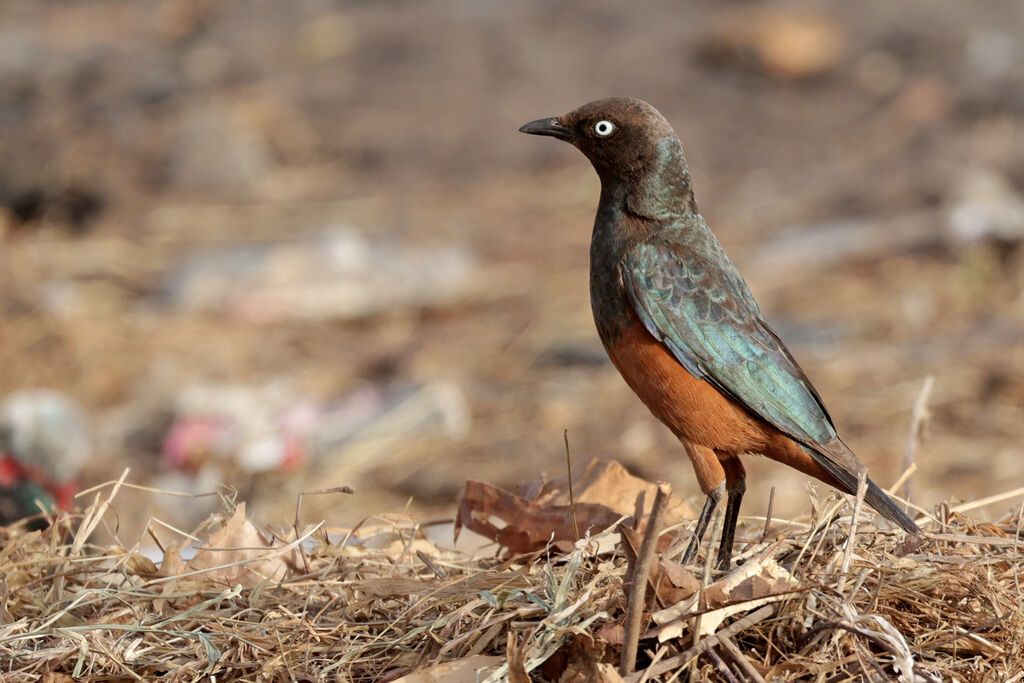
[518,117,574,141]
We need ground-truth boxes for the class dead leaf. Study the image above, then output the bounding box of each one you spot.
[654,559,701,604]
[654,550,803,640]
[893,533,925,557]
[456,480,622,554]
[552,634,622,683]
[188,503,301,587]
[595,622,625,646]
[507,631,530,683]
[456,459,693,554]
[532,459,694,524]
[151,544,190,613]
[592,663,625,682]
[389,655,502,682]
[549,633,622,683]
[40,674,75,683]
[702,555,798,607]
[125,551,159,577]
[159,544,187,577]
[620,525,699,603]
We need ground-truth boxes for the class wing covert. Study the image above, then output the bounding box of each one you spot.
[623,237,837,448]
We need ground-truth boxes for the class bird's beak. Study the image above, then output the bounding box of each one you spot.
[519,117,574,141]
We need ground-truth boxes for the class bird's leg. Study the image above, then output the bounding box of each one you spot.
[716,476,745,570]
[680,480,725,565]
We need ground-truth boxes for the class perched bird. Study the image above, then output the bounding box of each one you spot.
[0,389,89,529]
[520,97,919,568]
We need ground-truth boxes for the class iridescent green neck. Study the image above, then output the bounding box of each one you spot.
[625,136,698,220]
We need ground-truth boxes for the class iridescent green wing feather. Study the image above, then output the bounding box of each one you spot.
[622,230,837,448]
[623,226,920,534]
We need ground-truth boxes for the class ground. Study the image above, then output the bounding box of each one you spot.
[1,0,1023,545]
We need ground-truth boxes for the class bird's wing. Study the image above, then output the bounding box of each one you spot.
[622,235,839,449]
[622,233,921,534]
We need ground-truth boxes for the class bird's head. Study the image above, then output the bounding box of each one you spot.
[520,97,695,216]
[519,97,679,177]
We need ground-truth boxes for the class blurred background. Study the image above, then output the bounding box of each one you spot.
[1,0,1023,544]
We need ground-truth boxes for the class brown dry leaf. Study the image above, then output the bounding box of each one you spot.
[188,503,301,587]
[40,674,75,683]
[532,458,694,524]
[595,621,624,646]
[654,559,701,604]
[457,459,693,554]
[701,555,799,607]
[152,543,189,612]
[592,664,625,682]
[342,522,452,561]
[389,655,502,682]
[125,551,159,577]
[621,524,699,603]
[159,544,187,577]
[552,638,622,679]
[654,550,802,639]
[550,633,622,683]
[507,631,530,683]
[456,480,623,554]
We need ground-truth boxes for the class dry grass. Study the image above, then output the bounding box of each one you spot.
[1,473,1023,682]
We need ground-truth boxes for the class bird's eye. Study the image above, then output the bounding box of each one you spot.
[593,120,615,137]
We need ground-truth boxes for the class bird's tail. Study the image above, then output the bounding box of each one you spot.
[863,477,919,534]
[803,442,919,534]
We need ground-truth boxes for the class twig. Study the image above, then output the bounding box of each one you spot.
[293,485,354,573]
[621,482,672,676]
[840,469,868,587]
[416,550,447,579]
[703,641,740,683]
[803,619,907,662]
[392,523,421,575]
[628,605,776,681]
[718,636,768,683]
[902,375,934,505]
[948,485,1024,514]
[71,469,130,557]
[564,429,579,542]
[887,463,916,499]
[692,506,724,649]
[74,480,224,499]
[761,487,775,543]
[633,490,646,531]
[918,615,1008,652]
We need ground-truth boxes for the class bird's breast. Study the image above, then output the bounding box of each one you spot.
[589,260,632,346]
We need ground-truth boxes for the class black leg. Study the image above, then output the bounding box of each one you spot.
[680,481,725,565]
[716,476,746,570]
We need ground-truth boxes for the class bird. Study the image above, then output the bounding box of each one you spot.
[520,97,919,568]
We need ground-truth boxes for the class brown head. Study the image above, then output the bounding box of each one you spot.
[520,97,696,217]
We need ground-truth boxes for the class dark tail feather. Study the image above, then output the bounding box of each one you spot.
[803,443,920,534]
[864,477,919,534]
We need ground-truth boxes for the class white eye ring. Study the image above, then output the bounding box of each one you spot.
[594,120,615,137]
